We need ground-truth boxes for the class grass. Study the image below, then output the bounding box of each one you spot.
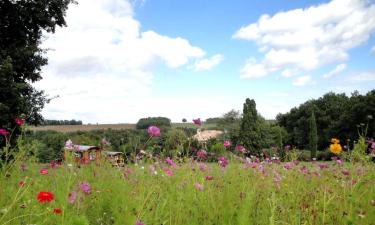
[1,158,375,225]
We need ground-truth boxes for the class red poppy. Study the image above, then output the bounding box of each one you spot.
[15,117,24,126]
[53,208,62,214]
[37,191,54,203]
[39,168,48,175]
[19,181,25,187]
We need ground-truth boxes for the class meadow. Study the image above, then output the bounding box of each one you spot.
[1,156,374,225]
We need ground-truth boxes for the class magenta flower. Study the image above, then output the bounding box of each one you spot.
[197,150,207,159]
[223,140,231,148]
[0,128,9,136]
[163,167,173,177]
[67,191,77,204]
[205,176,214,181]
[342,169,350,176]
[283,162,294,170]
[234,145,246,153]
[147,126,160,137]
[192,118,202,126]
[79,182,91,194]
[218,156,228,168]
[50,160,56,169]
[165,157,176,167]
[318,163,329,169]
[194,182,204,191]
[135,220,144,225]
[299,166,309,174]
[15,117,24,126]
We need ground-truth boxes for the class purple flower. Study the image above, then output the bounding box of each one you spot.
[165,157,176,167]
[79,182,91,194]
[299,166,309,174]
[135,220,144,225]
[342,169,350,176]
[64,139,73,148]
[147,126,160,137]
[193,118,202,126]
[223,140,231,148]
[67,191,77,204]
[218,156,228,168]
[198,162,207,172]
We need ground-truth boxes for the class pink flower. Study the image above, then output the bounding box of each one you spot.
[165,157,176,167]
[342,169,350,176]
[336,159,343,166]
[79,182,91,194]
[283,162,294,170]
[197,150,207,159]
[39,168,48,175]
[223,140,231,148]
[312,171,321,177]
[50,160,56,169]
[15,117,24,126]
[193,118,202,126]
[135,220,144,225]
[299,166,309,174]
[218,156,228,168]
[101,138,110,146]
[198,162,207,172]
[64,139,73,148]
[234,145,246,153]
[194,182,204,191]
[147,126,160,137]
[205,176,214,181]
[318,163,329,169]
[19,181,26,187]
[67,191,77,204]
[163,167,173,177]
[0,128,9,136]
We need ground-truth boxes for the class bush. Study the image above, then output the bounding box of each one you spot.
[136,117,171,129]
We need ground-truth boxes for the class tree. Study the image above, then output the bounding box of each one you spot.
[217,109,241,144]
[238,99,262,154]
[136,117,171,129]
[182,118,187,123]
[0,0,75,135]
[309,111,318,159]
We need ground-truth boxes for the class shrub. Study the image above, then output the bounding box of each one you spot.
[136,117,171,129]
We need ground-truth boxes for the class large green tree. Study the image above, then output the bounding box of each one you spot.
[308,111,318,159]
[0,0,74,132]
[238,99,263,154]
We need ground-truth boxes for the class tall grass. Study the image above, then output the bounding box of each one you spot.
[1,158,374,225]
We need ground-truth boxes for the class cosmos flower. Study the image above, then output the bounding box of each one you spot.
[194,182,204,191]
[234,145,246,153]
[53,208,62,214]
[19,181,25,187]
[67,191,77,204]
[193,118,202,126]
[165,157,176,167]
[204,176,214,181]
[15,117,24,126]
[37,191,54,203]
[163,167,173,177]
[0,129,9,136]
[223,140,231,148]
[79,182,91,194]
[197,150,207,159]
[147,126,160,137]
[39,168,48,175]
[65,139,73,148]
[218,156,228,168]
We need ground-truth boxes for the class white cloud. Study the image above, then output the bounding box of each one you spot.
[292,75,313,86]
[240,58,277,79]
[36,0,209,123]
[323,63,347,78]
[233,0,375,79]
[193,54,223,71]
[349,72,375,82]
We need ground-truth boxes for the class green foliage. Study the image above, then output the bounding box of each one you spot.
[217,109,242,144]
[36,132,67,163]
[0,0,75,133]
[277,90,375,150]
[350,136,370,163]
[238,99,263,154]
[136,117,171,129]
[309,111,318,159]
[164,129,188,157]
[210,142,226,155]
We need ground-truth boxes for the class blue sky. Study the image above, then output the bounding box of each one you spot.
[35,0,375,123]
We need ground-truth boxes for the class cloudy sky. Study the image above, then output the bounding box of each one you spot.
[35,0,375,124]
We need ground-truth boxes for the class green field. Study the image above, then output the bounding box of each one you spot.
[1,159,374,225]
